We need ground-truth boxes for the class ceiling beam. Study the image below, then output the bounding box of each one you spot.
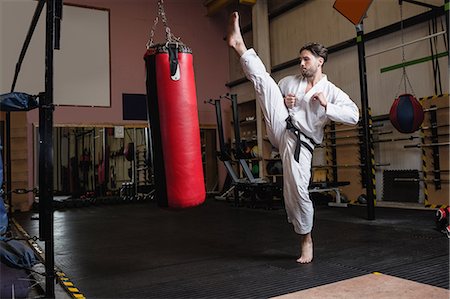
[203,0,257,16]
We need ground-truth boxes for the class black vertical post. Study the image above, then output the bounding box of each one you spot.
[446,0,449,112]
[446,0,449,61]
[356,22,375,220]
[5,113,11,218]
[93,129,96,193]
[214,100,227,159]
[330,122,338,183]
[227,94,242,206]
[39,0,56,296]
[230,94,242,158]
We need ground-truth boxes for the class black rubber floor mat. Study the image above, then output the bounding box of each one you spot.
[382,255,449,289]
[13,200,449,298]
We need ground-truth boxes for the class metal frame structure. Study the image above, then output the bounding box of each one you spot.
[5,0,62,296]
[209,94,282,208]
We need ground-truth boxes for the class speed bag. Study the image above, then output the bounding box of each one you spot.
[144,43,205,208]
[389,94,424,133]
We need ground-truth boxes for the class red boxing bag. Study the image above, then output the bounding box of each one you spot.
[389,93,424,133]
[144,43,205,208]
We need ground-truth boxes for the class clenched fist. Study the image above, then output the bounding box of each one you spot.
[312,92,327,108]
[284,93,296,109]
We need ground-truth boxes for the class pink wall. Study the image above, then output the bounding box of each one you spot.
[26,0,231,205]
[27,0,229,126]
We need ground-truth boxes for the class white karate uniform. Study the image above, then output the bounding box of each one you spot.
[240,49,359,234]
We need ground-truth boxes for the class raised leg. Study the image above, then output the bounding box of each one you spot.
[227,12,288,149]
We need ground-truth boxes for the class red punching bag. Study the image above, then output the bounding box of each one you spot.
[144,43,205,208]
[389,93,424,133]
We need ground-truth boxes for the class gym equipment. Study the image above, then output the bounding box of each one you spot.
[404,142,450,148]
[357,194,367,204]
[251,164,259,177]
[251,145,259,158]
[0,92,39,111]
[309,181,350,207]
[124,142,135,161]
[365,31,446,58]
[435,207,450,234]
[325,122,382,133]
[209,95,281,208]
[389,94,424,133]
[388,3,425,134]
[421,123,449,130]
[144,1,205,208]
[266,160,283,175]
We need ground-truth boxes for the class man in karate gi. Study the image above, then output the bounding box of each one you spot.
[227,12,359,263]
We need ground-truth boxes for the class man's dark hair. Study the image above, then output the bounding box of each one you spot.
[300,42,328,63]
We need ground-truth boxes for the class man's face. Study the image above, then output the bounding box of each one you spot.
[299,50,323,78]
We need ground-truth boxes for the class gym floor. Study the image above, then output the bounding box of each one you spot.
[13,197,450,298]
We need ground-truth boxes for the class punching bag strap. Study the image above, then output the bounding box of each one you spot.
[168,43,180,81]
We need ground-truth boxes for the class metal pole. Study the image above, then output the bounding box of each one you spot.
[39,0,56,296]
[5,113,11,218]
[230,94,242,158]
[365,30,446,58]
[356,22,375,220]
[446,0,449,75]
[134,128,138,196]
[214,100,227,159]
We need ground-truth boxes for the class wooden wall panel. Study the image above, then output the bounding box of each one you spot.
[330,123,365,203]
[9,112,29,211]
[420,94,449,207]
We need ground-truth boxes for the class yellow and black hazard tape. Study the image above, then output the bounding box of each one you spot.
[418,108,430,208]
[425,203,449,209]
[368,108,377,206]
[11,219,87,299]
[419,93,449,101]
[11,218,45,260]
[325,124,334,182]
[57,271,86,299]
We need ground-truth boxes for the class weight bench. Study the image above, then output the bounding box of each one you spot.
[308,181,350,207]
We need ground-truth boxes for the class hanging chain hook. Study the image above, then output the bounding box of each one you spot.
[396,3,415,98]
[147,0,183,49]
[146,15,159,49]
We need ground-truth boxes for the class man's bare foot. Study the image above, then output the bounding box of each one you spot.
[226,12,247,56]
[296,233,313,264]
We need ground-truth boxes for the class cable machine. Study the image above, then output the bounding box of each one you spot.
[208,94,282,208]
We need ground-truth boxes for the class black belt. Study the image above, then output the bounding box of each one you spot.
[286,116,315,162]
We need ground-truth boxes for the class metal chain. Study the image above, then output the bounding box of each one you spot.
[397,3,415,98]
[146,0,182,49]
[146,15,159,49]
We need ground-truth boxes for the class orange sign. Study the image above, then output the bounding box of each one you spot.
[333,0,374,25]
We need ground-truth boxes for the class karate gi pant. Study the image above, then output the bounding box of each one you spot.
[240,49,314,235]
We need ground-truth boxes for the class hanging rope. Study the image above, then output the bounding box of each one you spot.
[396,3,416,98]
[146,0,183,49]
[429,16,444,95]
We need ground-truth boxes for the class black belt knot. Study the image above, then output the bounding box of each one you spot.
[285,116,315,162]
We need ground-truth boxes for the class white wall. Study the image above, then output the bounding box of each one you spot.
[1,0,110,106]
